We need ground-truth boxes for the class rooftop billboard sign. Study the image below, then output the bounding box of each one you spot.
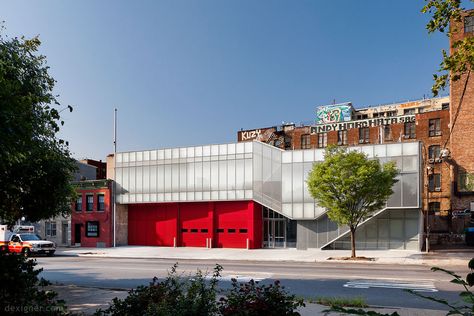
[316,102,353,125]
[311,115,415,134]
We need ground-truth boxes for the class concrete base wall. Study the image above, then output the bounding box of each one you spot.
[115,204,128,246]
[297,209,420,250]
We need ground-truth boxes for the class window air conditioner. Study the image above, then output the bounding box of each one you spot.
[435,188,441,192]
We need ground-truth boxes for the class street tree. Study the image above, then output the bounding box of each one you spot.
[422,0,474,96]
[0,29,76,225]
[307,146,398,258]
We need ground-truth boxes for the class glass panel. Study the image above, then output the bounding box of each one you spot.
[244,159,252,189]
[143,166,150,193]
[179,164,187,190]
[172,164,179,191]
[282,152,292,163]
[403,156,417,172]
[293,151,303,163]
[227,159,236,190]
[187,163,195,191]
[292,163,303,202]
[303,162,314,202]
[157,165,164,192]
[402,173,418,207]
[150,166,157,191]
[403,142,419,156]
[282,164,292,203]
[361,146,373,158]
[303,150,314,162]
[187,147,195,157]
[386,143,402,156]
[219,161,227,190]
[236,160,245,189]
[202,162,211,190]
[129,167,136,193]
[164,165,171,192]
[210,161,219,190]
[195,162,202,190]
[387,176,402,207]
[374,145,387,157]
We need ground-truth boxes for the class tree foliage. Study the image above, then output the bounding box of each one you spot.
[0,28,76,224]
[0,251,68,315]
[306,146,398,258]
[422,0,474,96]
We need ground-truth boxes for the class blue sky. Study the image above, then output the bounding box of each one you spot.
[1,1,467,159]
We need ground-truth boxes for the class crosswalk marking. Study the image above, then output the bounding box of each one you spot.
[344,280,438,292]
[203,274,270,282]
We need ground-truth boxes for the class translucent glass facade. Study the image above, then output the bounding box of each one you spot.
[115,141,421,220]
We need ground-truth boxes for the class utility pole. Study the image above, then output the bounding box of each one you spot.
[113,108,117,248]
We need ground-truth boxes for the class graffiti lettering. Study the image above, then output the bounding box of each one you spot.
[310,115,415,134]
[241,129,262,141]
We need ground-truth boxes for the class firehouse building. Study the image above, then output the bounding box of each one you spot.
[76,10,473,251]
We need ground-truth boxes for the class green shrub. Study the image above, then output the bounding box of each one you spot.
[96,264,305,316]
[218,279,305,316]
[95,263,222,316]
[0,251,67,315]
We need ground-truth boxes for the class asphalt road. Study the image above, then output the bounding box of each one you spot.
[36,256,469,311]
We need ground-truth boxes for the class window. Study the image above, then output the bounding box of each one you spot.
[85,221,99,237]
[317,133,327,148]
[387,111,397,117]
[359,127,369,143]
[97,194,105,211]
[181,228,188,232]
[301,134,311,149]
[200,229,208,233]
[337,130,348,145]
[429,173,441,192]
[404,122,416,139]
[404,108,415,115]
[458,170,474,192]
[373,112,384,118]
[428,145,441,160]
[239,229,248,233]
[356,114,368,120]
[429,118,441,137]
[216,228,224,233]
[75,196,82,212]
[190,229,198,233]
[465,15,474,33]
[284,137,292,150]
[442,103,450,110]
[45,221,57,237]
[86,195,93,212]
[428,202,440,214]
[228,229,236,233]
[384,125,392,141]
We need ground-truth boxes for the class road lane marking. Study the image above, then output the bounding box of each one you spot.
[344,280,438,292]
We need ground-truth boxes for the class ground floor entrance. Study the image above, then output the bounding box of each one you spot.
[263,208,297,248]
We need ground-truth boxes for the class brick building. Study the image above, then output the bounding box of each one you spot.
[449,10,474,213]
[237,97,458,247]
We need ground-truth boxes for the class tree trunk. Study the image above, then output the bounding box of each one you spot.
[350,227,356,258]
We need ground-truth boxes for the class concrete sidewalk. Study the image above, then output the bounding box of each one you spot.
[57,246,474,267]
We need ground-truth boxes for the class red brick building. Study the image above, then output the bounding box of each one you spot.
[449,9,474,213]
[71,179,113,247]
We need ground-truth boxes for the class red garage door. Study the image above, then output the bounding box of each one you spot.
[215,201,250,248]
[179,203,211,247]
[128,204,178,246]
